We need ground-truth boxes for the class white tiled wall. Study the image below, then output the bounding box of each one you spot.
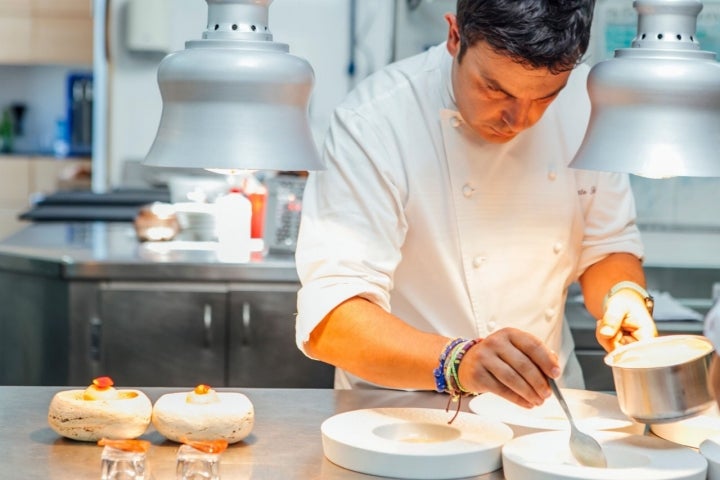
[632,176,720,230]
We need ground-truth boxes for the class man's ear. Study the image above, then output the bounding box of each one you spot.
[445,13,460,57]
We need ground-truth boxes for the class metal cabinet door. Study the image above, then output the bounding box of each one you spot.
[0,269,69,385]
[97,282,227,387]
[228,283,334,388]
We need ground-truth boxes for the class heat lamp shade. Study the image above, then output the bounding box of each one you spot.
[570,0,720,178]
[143,40,324,172]
[570,48,720,178]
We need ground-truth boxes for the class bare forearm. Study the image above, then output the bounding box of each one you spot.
[579,252,646,319]
[304,296,450,390]
[306,297,561,407]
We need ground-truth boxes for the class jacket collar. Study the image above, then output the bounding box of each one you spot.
[439,44,457,111]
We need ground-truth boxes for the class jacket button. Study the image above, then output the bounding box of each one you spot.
[462,184,475,197]
[488,320,497,331]
[553,242,563,253]
[450,117,461,128]
[545,308,556,319]
[472,256,486,268]
[548,171,557,181]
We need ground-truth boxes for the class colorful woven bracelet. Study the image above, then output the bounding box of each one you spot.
[445,339,479,397]
[442,339,480,424]
[433,338,465,393]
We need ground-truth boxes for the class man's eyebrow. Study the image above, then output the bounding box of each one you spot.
[484,77,514,97]
[484,76,568,100]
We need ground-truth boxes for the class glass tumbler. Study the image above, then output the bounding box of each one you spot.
[176,444,221,480]
[101,445,147,480]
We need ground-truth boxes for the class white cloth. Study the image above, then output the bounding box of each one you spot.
[295,43,643,389]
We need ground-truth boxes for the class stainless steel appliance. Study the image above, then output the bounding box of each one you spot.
[264,175,306,253]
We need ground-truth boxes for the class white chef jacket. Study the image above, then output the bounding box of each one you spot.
[295,43,644,390]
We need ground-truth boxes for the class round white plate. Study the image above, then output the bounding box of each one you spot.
[652,404,720,448]
[503,430,707,480]
[469,389,633,431]
[321,407,513,479]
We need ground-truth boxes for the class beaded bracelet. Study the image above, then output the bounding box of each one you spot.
[443,339,480,424]
[444,339,479,397]
[433,338,466,393]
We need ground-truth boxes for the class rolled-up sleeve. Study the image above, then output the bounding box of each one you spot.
[576,171,645,276]
[295,107,408,354]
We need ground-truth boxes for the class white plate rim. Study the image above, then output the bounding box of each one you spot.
[321,407,513,456]
[320,407,514,479]
[502,430,708,479]
[469,388,633,431]
[651,404,720,448]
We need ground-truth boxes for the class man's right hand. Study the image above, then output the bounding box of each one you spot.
[457,327,560,408]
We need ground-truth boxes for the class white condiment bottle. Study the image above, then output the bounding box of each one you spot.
[215,187,252,263]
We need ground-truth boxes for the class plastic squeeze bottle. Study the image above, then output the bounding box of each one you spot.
[215,187,252,262]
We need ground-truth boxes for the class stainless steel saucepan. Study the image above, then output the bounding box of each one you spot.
[604,334,714,424]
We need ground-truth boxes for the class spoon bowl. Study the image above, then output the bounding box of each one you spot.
[548,378,607,468]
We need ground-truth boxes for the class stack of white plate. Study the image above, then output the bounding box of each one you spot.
[502,430,707,479]
[649,404,720,479]
[173,202,217,241]
[651,404,720,449]
[700,435,720,480]
[469,389,708,480]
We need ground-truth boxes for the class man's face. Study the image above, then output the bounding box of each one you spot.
[445,14,572,143]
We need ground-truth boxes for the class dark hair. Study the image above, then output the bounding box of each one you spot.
[455,0,595,73]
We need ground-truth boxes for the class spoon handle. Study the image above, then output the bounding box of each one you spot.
[548,378,576,428]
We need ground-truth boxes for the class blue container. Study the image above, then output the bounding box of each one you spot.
[66,72,93,156]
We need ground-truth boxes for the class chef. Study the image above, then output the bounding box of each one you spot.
[294,0,658,409]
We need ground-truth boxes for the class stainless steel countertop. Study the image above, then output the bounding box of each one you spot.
[0,223,298,281]
[0,387,504,480]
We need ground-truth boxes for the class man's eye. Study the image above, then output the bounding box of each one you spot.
[484,84,508,98]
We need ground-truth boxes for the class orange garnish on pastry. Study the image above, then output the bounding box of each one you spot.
[185,384,220,404]
[93,376,115,389]
[98,438,151,453]
[194,384,212,395]
[181,437,229,454]
[83,376,119,400]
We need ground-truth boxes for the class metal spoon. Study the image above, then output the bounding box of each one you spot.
[548,377,608,468]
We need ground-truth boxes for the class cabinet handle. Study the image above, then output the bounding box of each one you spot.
[242,301,251,346]
[203,304,212,348]
[90,316,102,363]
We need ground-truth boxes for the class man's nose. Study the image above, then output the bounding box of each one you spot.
[502,99,534,132]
